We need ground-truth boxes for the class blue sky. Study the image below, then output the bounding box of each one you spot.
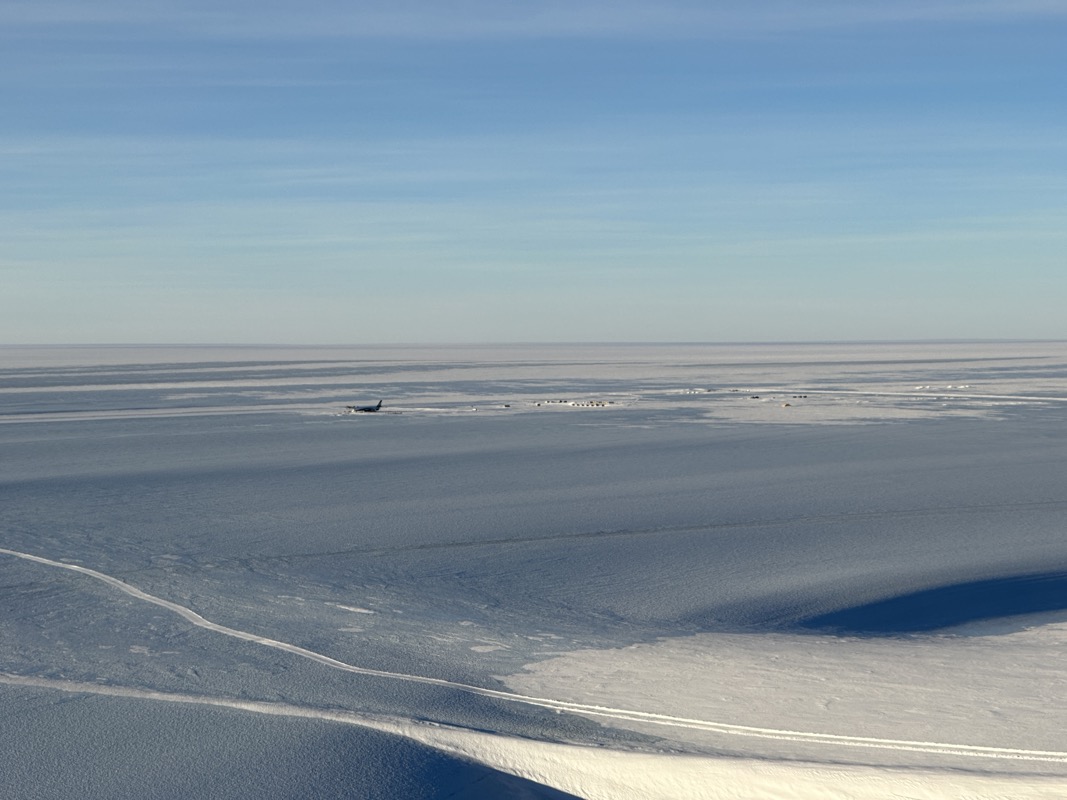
[2,1,1065,343]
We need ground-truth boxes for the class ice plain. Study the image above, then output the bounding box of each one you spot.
[2,341,1067,798]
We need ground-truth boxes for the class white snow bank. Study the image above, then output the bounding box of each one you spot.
[4,673,1064,800]
[507,620,1067,775]
[414,730,1067,800]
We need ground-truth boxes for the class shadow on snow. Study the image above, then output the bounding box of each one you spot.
[798,571,1067,635]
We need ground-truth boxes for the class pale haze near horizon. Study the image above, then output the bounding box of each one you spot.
[2,1,1065,344]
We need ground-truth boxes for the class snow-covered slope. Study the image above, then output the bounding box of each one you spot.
[2,342,1066,798]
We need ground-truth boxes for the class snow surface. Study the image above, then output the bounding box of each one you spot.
[2,342,1067,798]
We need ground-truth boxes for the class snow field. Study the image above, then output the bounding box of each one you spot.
[3,342,1067,797]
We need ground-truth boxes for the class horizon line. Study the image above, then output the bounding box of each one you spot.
[3,339,1064,349]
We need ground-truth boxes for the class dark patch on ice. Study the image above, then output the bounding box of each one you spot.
[798,571,1067,635]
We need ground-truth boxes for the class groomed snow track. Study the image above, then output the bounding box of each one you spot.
[3,546,1067,765]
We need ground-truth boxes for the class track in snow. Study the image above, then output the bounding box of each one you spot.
[3,546,1066,764]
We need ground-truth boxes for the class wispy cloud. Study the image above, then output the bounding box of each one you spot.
[5,0,1067,40]
[4,1,1064,343]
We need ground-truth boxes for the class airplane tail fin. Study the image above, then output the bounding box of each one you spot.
[376,400,382,409]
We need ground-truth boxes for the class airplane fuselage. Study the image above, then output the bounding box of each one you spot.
[346,400,383,413]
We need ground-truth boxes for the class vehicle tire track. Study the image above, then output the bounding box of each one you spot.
[3,546,1067,763]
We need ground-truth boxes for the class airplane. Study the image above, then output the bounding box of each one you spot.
[346,400,383,413]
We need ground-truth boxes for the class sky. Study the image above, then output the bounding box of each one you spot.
[2,1,1065,344]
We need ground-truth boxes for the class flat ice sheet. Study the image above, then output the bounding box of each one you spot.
[2,342,1067,797]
